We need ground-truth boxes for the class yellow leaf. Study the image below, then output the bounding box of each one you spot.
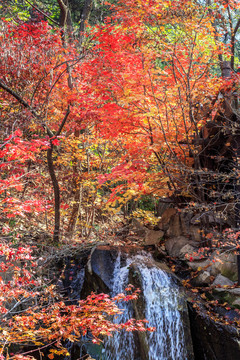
[191,288,199,293]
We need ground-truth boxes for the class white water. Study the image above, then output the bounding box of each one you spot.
[103,252,191,360]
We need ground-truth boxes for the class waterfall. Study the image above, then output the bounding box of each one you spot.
[103,252,192,360]
[103,253,136,360]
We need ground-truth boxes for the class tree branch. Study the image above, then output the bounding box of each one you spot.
[0,79,54,137]
[0,79,71,243]
[234,18,240,36]
[24,0,59,25]
[56,105,70,136]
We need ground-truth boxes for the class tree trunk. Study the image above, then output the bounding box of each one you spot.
[46,106,70,243]
[221,61,231,78]
[67,184,82,237]
[79,0,93,46]
[47,143,60,244]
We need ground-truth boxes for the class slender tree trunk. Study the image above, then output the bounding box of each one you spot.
[67,184,82,236]
[0,76,70,245]
[47,142,61,243]
[79,0,93,46]
[57,0,73,44]
[46,106,70,243]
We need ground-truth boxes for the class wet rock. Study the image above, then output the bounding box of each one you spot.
[144,229,164,245]
[188,302,240,360]
[90,248,118,289]
[81,248,118,297]
[213,274,234,287]
[128,264,149,360]
[154,261,172,274]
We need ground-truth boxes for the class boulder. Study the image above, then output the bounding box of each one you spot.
[130,218,148,237]
[187,259,211,271]
[81,248,119,297]
[232,298,240,308]
[165,213,202,242]
[211,286,240,309]
[158,208,203,242]
[188,226,202,242]
[213,274,234,287]
[157,208,177,231]
[187,252,237,282]
[166,213,186,237]
[90,248,118,290]
[179,244,196,260]
[165,236,191,258]
[213,287,240,296]
[229,287,240,296]
[156,201,173,217]
[144,229,164,246]
[194,271,212,286]
[190,214,202,225]
[210,252,237,281]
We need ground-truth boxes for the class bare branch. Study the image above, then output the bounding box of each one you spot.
[234,18,240,36]
[0,79,54,136]
[24,0,60,25]
[56,105,70,136]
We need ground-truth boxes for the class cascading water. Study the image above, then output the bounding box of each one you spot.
[103,252,193,360]
[103,253,136,360]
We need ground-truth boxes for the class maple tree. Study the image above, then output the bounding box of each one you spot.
[76,1,221,201]
[0,18,78,241]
